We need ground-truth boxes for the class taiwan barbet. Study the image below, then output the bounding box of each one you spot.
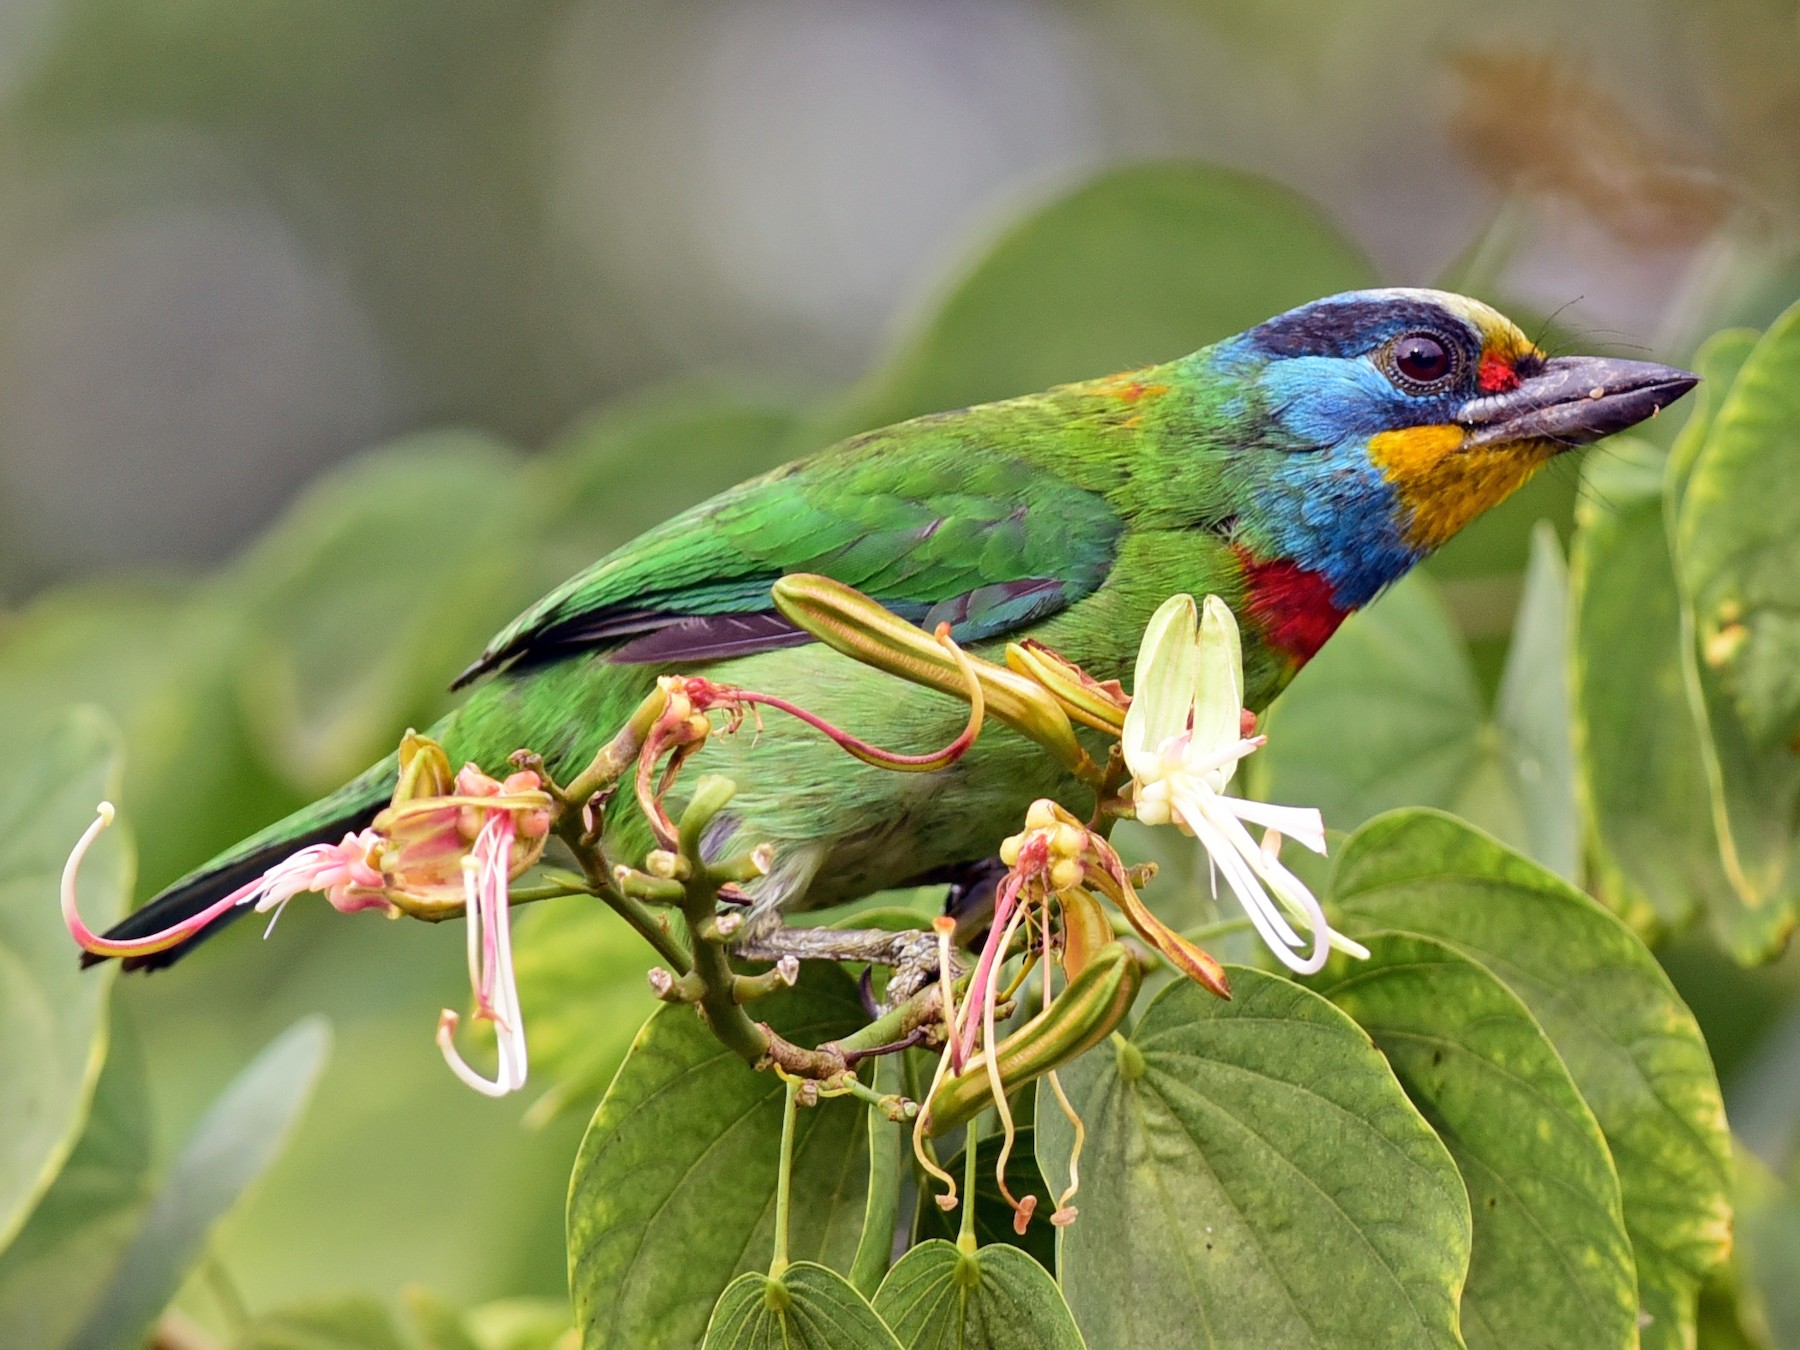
[87,289,1694,971]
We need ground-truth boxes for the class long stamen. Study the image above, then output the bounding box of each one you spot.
[984,894,1033,1223]
[437,814,528,1096]
[933,916,963,1073]
[955,874,1020,1068]
[1043,906,1084,1225]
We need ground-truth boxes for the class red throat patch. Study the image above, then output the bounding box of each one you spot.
[1235,551,1347,665]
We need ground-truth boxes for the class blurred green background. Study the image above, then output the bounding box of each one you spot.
[4,0,1800,1338]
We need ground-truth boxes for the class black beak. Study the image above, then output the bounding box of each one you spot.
[1458,355,1698,449]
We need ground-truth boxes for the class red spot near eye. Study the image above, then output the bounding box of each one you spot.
[1234,549,1347,665]
[1478,353,1521,393]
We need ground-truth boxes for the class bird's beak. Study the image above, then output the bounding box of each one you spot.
[1458,355,1698,450]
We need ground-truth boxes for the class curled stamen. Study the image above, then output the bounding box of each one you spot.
[1045,1068,1086,1223]
[911,1039,963,1211]
[684,629,986,775]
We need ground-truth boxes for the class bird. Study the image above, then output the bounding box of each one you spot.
[88,287,1695,972]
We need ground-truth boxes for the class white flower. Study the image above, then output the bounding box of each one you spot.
[1122,594,1368,975]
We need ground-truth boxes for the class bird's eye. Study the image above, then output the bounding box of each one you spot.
[1388,332,1457,390]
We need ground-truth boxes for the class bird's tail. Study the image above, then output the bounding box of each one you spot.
[86,752,400,973]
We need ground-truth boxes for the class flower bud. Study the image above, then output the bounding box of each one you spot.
[1057,886,1113,978]
[770,574,1094,777]
[393,730,455,805]
[1005,639,1129,735]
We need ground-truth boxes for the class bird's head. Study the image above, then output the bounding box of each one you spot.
[1209,287,1696,613]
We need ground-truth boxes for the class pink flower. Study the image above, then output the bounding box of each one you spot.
[63,742,557,1100]
[62,805,390,960]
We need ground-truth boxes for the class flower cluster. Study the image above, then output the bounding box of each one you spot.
[63,734,553,1098]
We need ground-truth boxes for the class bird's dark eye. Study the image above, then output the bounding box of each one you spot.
[1390,332,1455,388]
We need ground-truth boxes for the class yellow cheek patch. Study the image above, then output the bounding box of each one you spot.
[1369,425,1555,551]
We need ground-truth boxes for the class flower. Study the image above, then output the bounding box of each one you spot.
[411,765,552,1098]
[1121,594,1368,975]
[62,736,555,1098]
[62,809,391,961]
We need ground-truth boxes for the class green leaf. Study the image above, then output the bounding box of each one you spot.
[462,1298,575,1350]
[1305,932,1637,1350]
[1572,436,1735,938]
[1676,296,1800,748]
[1662,325,1800,960]
[1491,523,1580,880]
[69,1015,333,1350]
[911,1127,1057,1275]
[230,1294,410,1350]
[0,1003,152,1348]
[830,163,1376,435]
[1725,1147,1800,1350]
[1259,565,1579,878]
[0,583,294,895]
[1666,330,1760,504]
[510,895,664,1124]
[406,1287,484,1350]
[229,433,532,793]
[568,970,873,1350]
[1037,967,1470,1349]
[1329,810,1733,1348]
[1258,575,1486,823]
[873,1239,1084,1350]
[0,707,128,1252]
[702,1263,901,1350]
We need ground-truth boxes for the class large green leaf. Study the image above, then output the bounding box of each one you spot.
[1676,296,1800,748]
[1258,549,1578,879]
[702,1263,901,1350]
[229,433,532,793]
[0,707,128,1252]
[0,1003,152,1348]
[1037,967,1470,1349]
[568,971,873,1350]
[1329,810,1733,1349]
[1664,327,1800,961]
[69,1016,332,1350]
[1305,933,1637,1350]
[1571,438,1735,939]
[873,1239,1084,1350]
[827,162,1377,436]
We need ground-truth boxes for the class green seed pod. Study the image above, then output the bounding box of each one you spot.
[924,939,1141,1137]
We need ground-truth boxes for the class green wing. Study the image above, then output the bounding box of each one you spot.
[455,421,1125,686]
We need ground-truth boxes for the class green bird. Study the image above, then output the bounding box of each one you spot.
[90,288,1693,972]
